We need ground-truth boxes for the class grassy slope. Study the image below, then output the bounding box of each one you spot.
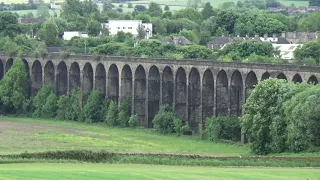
[0,163,319,180]
[0,117,249,156]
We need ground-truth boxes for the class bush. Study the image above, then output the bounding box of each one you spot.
[105,100,118,126]
[204,116,241,142]
[82,90,104,123]
[152,105,180,134]
[180,124,192,135]
[118,99,131,127]
[22,98,34,117]
[41,93,58,119]
[56,95,70,120]
[173,117,183,134]
[129,114,139,127]
[67,89,82,121]
[32,85,54,118]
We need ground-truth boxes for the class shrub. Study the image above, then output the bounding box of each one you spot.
[67,89,82,121]
[41,93,58,119]
[82,90,104,123]
[128,2,133,8]
[56,95,70,120]
[180,124,192,135]
[173,117,183,134]
[32,85,54,117]
[22,98,34,117]
[129,114,139,127]
[204,116,241,142]
[152,105,180,134]
[118,99,131,127]
[105,100,118,126]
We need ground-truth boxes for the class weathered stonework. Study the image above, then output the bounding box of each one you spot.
[1,54,319,132]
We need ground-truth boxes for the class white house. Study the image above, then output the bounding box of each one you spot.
[63,31,88,41]
[273,44,301,60]
[101,20,153,39]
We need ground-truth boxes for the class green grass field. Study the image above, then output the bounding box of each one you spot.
[0,117,249,156]
[0,163,319,180]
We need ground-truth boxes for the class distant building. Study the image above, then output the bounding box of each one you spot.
[281,32,319,44]
[171,36,192,46]
[63,31,88,40]
[18,18,46,24]
[273,44,301,60]
[101,20,153,39]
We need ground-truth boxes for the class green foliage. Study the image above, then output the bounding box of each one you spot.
[41,93,58,119]
[178,29,199,44]
[152,105,180,134]
[118,99,131,127]
[67,89,83,121]
[56,95,70,120]
[0,12,21,38]
[36,4,50,18]
[147,2,162,17]
[86,19,101,37]
[174,8,203,24]
[204,116,241,142]
[298,12,320,32]
[105,100,118,126]
[173,117,183,134]
[179,45,215,59]
[294,41,320,64]
[22,98,34,117]
[201,2,215,19]
[32,85,54,118]
[82,90,104,123]
[37,20,61,46]
[0,58,28,113]
[128,114,140,127]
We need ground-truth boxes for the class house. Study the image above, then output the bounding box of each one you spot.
[101,20,153,39]
[63,31,88,40]
[273,44,301,60]
[171,36,192,46]
[18,18,46,24]
[281,32,319,44]
[207,35,261,50]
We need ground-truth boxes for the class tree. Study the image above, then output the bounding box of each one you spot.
[294,41,320,64]
[298,12,320,32]
[105,100,118,126]
[128,2,133,8]
[135,13,151,23]
[187,0,202,9]
[147,2,162,17]
[0,58,28,113]
[153,105,179,134]
[36,4,50,18]
[37,20,60,46]
[179,45,214,59]
[221,2,236,9]
[0,12,21,38]
[216,9,239,34]
[309,0,320,6]
[86,19,101,36]
[57,95,70,120]
[118,99,131,127]
[134,5,147,12]
[137,24,146,40]
[179,29,199,44]
[82,90,104,123]
[174,8,203,24]
[201,2,214,19]
[164,5,169,11]
[33,85,54,117]
[52,18,68,38]
[151,17,166,35]
[41,93,58,118]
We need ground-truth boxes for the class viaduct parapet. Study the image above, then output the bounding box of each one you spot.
[1,54,319,130]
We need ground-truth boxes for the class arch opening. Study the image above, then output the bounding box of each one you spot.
[83,63,94,102]
[245,71,258,100]
[292,74,302,83]
[230,71,243,116]
[134,65,146,127]
[188,68,201,131]
[5,58,13,72]
[31,60,42,95]
[308,75,318,84]
[175,67,187,123]
[277,73,287,80]
[56,61,68,96]
[202,69,214,122]
[120,65,132,104]
[69,62,80,93]
[44,61,55,87]
[95,63,106,96]
[148,66,160,128]
[0,59,3,80]
[216,70,229,116]
[107,64,119,103]
[162,66,173,107]
[261,72,270,81]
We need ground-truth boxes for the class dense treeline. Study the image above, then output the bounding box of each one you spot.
[241,78,320,155]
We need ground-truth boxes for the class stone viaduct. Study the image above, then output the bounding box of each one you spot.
[0,54,319,130]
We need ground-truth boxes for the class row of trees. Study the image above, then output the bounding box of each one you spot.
[241,78,320,154]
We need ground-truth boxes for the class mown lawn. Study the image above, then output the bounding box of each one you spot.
[0,163,319,180]
[0,117,249,156]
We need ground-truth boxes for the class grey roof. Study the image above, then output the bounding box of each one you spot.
[172,36,192,45]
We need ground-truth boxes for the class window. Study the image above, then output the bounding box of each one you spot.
[117,27,120,29]
[128,27,132,29]
[123,27,126,29]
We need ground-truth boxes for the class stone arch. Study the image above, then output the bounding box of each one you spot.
[5,58,13,72]
[308,75,318,84]
[292,74,302,83]
[188,68,201,131]
[162,66,173,107]
[23,59,31,95]
[44,61,55,86]
[261,72,270,81]
[69,62,81,93]
[134,65,146,127]
[0,59,3,80]
[95,63,106,96]
[107,64,119,103]
[216,70,228,116]
[83,63,94,102]
[202,69,214,122]
[120,64,132,103]
[230,70,243,116]
[245,71,258,100]
[175,67,187,123]
[31,60,42,95]
[56,61,68,96]
[148,66,160,128]
[277,73,287,80]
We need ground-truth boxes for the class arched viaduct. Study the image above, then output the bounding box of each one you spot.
[1,54,319,130]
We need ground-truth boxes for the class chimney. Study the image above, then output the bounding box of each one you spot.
[281,31,285,38]
[255,34,259,38]
[273,33,276,40]
[293,31,297,39]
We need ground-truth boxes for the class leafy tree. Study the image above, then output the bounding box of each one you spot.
[174,8,203,24]
[309,0,320,6]
[134,5,147,12]
[103,0,113,11]
[0,12,21,38]
[179,45,214,59]
[86,19,101,36]
[266,0,282,8]
[36,4,50,18]
[92,43,124,55]
[152,105,179,134]
[118,98,131,127]
[243,0,267,9]
[298,12,320,32]
[82,90,104,123]
[294,41,320,64]
[216,9,239,34]
[147,2,162,17]
[33,85,54,117]
[151,17,166,35]
[41,93,58,118]
[37,20,60,46]
[0,58,28,113]
[57,95,70,120]
[128,2,133,8]
[221,2,236,9]
[105,100,118,126]
[179,29,199,44]
[187,0,202,9]
[129,114,139,127]
[164,5,169,11]
[135,13,151,23]
[137,24,146,39]
[67,89,82,121]
[201,2,214,19]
